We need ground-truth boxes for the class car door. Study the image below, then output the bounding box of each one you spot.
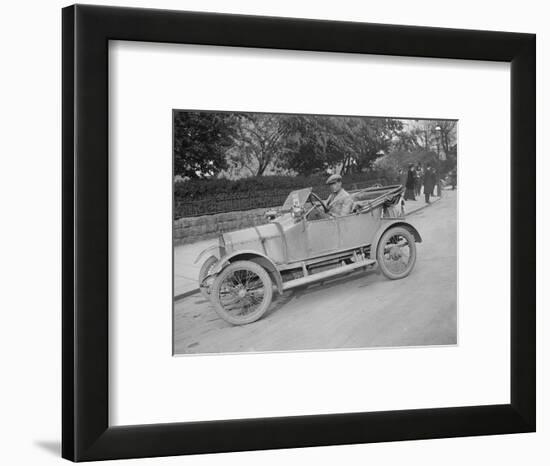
[306,216,339,257]
[336,211,380,250]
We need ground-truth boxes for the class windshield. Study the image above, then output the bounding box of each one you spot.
[281,188,313,211]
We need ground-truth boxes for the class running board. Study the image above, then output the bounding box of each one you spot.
[282,259,377,291]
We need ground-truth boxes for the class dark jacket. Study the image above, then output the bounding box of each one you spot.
[405,169,416,190]
[423,168,436,193]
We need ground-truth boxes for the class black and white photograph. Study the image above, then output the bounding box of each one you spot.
[173,111,458,354]
[0,0,542,464]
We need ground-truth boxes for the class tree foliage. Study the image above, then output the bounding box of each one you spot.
[173,111,236,178]
[226,113,291,176]
[393,120,457,156]
[173,111,457,180]
[281,115,335,176]
[282,116,402,175]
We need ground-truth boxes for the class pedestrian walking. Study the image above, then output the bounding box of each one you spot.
[414,163,423,197]
[398,168,407,186]
[423,164,436,203]
[450,168,457,190]
[405,164,416,201]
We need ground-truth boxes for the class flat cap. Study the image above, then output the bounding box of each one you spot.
[326,174,342,185]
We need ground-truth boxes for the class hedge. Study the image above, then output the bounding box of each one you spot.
[174,173,390,218]
[174,172,387,199]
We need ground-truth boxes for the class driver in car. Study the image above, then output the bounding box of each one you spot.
[325,174,353,217]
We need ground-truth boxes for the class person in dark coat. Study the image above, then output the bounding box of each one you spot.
[404,164,416,201]
[435,168,442,197]
[450,168,457,190]
[423,164,436,203]
[414,163,423,197]
[398,168,407,187]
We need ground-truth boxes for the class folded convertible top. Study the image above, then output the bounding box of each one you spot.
[351,184,404,214]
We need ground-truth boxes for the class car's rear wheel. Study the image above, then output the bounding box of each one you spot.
[211,260,273,325]
[376,226,417,279]
[198,256,218,299]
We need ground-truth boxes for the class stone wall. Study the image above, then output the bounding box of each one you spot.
[174,206,278,245]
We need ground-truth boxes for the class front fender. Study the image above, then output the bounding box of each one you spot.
[210,250,284,294]
[369,220,422,259]
[194,244,221,264]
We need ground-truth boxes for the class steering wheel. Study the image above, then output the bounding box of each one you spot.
[309,192,328,212]
[304,192,330,220]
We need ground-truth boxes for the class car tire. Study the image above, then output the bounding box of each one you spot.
[376,226,417,280]
[211,260,273,325]
[198,255,218,299]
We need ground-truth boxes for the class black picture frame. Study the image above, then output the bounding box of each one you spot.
[62,4,536,462]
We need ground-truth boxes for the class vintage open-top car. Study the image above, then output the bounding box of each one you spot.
[195,184,421,325]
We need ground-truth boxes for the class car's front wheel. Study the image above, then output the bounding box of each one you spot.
[376,226,417,280]
[211,260,273,325]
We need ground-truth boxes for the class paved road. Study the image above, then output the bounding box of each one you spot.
[174,191,457,355]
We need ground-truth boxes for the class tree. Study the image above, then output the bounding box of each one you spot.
[280,115,336,176]
[433,120,457,155]
[319,117,402,174]
[227,114,292,176]
[281,116,403,176]
[393,120,457,156]
[173,111,236,178]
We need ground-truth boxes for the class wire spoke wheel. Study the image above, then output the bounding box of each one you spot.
[376,226,417,280]
[212,261,273,325]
